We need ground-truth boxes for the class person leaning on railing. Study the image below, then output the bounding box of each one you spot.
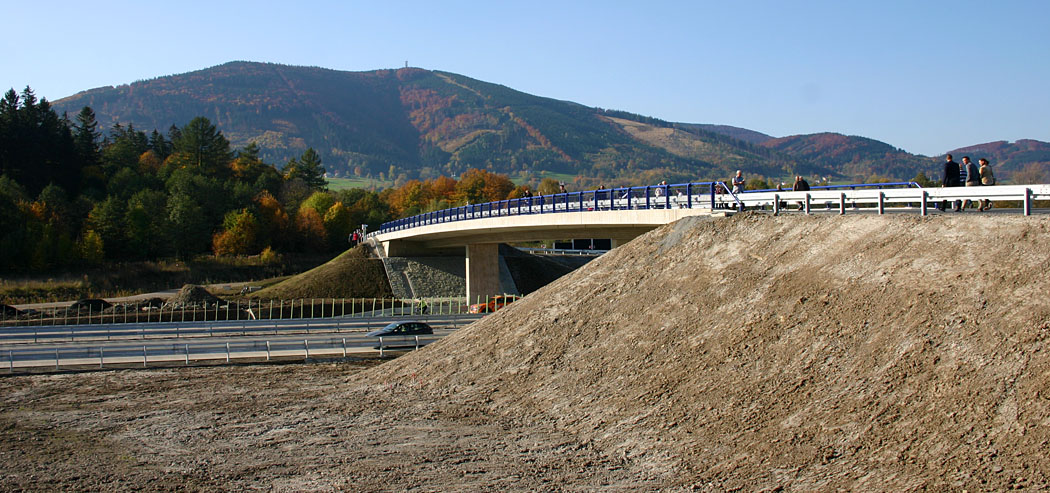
[978,158,996,211]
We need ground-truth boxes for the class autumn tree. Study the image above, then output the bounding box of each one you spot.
[387,179,427,216]
[294,206,328,253]
[454,169,514,204]
[300,190,336,217]
[323,202,352,251]
[253,191,290,251]
[213,208,260,256]
[537,178,561,195]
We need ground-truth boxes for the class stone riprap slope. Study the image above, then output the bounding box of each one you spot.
[362,213,1050,490]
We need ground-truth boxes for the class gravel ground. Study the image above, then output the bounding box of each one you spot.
[4,213,1050,491]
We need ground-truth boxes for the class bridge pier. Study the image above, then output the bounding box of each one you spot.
[465,243,500,304]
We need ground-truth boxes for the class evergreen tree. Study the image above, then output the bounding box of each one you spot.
[283,148,327,190]
[73,106,101,166]
[148,129,172,160]
[170,117,232,175]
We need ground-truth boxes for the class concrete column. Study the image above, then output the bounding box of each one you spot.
[466,243,500,305]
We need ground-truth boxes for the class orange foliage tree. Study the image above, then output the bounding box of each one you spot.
[295,206,328,253]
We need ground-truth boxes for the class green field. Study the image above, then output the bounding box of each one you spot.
[326,177,391,191]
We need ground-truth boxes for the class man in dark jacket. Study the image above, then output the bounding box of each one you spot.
[793,175,810,210]
[940,154,962,211]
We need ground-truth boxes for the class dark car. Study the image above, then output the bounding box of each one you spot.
[367,321,434,349]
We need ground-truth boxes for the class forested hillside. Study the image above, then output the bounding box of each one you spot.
[48,62,834,185]
[0,86,559,274]
[760,133,937,182]
[42,61,1050,186]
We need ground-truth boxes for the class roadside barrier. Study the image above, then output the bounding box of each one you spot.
[3,333,446,372]
[374,180,1050,236]
[1,296,472,329]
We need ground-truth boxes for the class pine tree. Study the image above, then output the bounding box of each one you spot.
[283,148,327,190]
[73,106,101,167]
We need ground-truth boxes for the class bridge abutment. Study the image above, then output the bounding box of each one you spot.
[466,243,500,304]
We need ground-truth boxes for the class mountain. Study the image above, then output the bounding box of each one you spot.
[48,62,816,184]
[760,133,937,181]
[947,140,1050,170]
[51,61,1048,184]
[682,123,774,145]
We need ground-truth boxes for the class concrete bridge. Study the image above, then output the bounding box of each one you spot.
[370,181,1050,302]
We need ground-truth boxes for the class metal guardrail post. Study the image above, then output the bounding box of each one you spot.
[920,191,928,216]
[266,341,271,361]
[878,192,885,215]
[839,193,846,215]
[1025,188,1033,216]
[804,194,811,214]
[773,194,780,215]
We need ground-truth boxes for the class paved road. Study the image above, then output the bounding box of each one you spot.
[0,314,479,371]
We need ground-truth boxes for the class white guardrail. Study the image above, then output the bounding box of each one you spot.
[1,333,448,372]
[373,183,1050,238]
[719,184,1050,215]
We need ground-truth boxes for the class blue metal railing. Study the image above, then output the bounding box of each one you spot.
[377,180,923,234]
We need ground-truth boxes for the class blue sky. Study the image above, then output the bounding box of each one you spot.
[4,0,1048,156]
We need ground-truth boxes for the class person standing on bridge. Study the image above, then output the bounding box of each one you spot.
[978,158,996,211]
[732,170,745,194]
[963,156,981,209]
[793,175,810,210]
[940,154,962,212]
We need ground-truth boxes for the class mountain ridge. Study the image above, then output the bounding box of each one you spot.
[51,61,1050,184]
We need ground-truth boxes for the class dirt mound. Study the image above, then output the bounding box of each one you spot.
[361,213,1050,490]
[166,284,221,307]
[250,246,392,300]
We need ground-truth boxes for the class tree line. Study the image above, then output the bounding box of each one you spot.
[0,86,556,274]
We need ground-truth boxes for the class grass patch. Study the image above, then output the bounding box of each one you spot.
[327,177,390,190]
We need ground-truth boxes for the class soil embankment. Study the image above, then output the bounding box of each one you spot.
[3,213,1050,490]
[364,213,1050,490]
[249,246,392,300]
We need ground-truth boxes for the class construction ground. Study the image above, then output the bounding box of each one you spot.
[3,213,1050,491]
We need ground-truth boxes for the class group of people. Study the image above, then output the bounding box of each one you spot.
[348,228,366,247]
[939,154,996,212]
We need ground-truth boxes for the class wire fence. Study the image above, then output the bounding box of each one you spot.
[2,296,489,329]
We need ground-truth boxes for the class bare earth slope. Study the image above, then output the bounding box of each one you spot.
[363,213,1050,490]
[4,214,1050,491]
